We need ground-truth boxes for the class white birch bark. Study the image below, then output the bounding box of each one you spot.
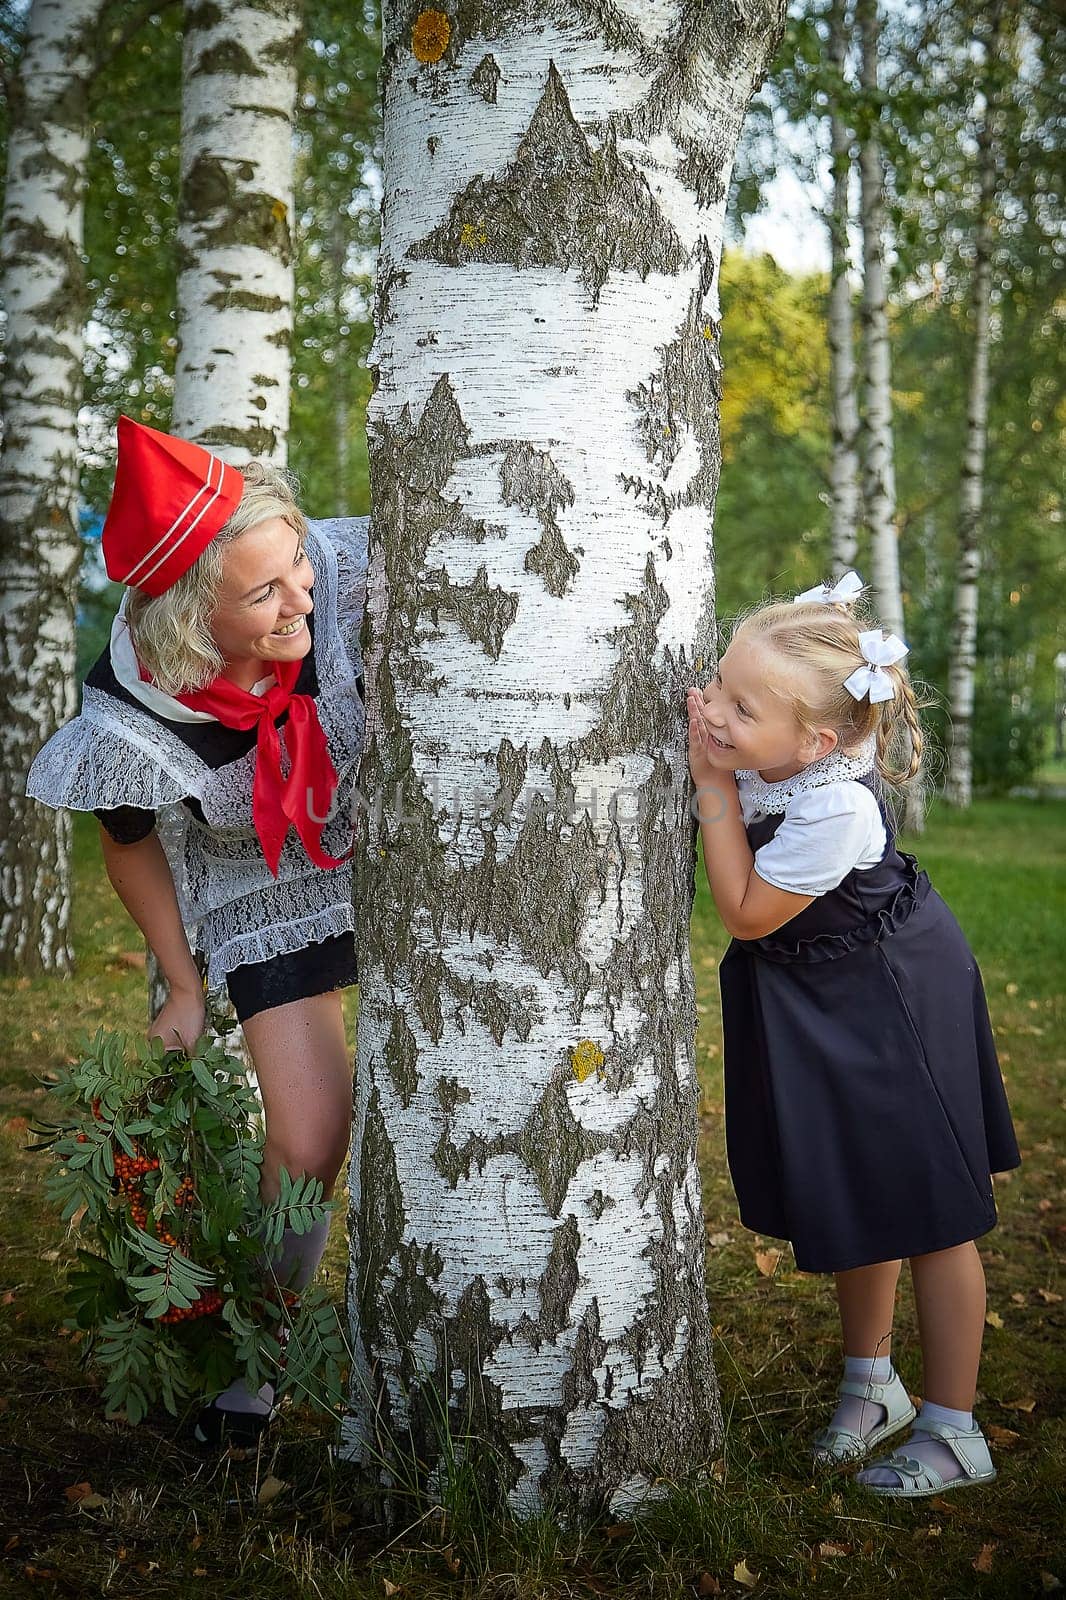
[945,19,1000,809]
[345,0,784,1517]
[856,0,903,639]
[826,0,859,576]
[0,0,106,973]
[172,0,299,462]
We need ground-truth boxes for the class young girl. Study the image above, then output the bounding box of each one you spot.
[686,574,1020,1499]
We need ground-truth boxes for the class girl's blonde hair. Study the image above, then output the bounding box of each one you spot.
[125,460,307,695]
[729,588,925,787]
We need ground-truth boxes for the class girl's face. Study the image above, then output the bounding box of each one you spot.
[210,517,315,688]
[701,636,837,780]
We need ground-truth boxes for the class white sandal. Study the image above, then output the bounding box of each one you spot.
[857,1417,997,1498]
[810,1368,916,1464]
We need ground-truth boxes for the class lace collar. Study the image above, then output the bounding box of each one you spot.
[738,739,877,815]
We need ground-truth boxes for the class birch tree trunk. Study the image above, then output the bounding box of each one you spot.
[945,12,1001,808]
[856,0,903,640]
[0,0,106,974]
[827,0,860,576]
[345,0,785,1518]
[172,0,300,461]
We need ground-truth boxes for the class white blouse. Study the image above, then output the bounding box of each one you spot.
[738,743,886,897]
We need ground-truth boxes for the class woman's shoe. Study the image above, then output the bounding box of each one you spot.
[810,1368,916,1464]
[192,1389,276,1447]
[856,1418,997,1498]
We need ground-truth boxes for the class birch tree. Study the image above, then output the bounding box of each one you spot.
[826,0,859,575]
[0,0,107,973]
[172,0,301,460]
[944,3,1003,808]
[855,0,903,641]
[346,0,785,1517]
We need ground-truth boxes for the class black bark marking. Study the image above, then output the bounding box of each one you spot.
[500,443,580,596]
[385,1013,420,1108]
[408,62,687,301]
[516,1072,609,1219]
[181,154,293,263]
[470,53,501,103]
[422,565,519,659]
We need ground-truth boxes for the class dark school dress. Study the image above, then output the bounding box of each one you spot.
[719,777,1020,1273]
[90,616,360,1024]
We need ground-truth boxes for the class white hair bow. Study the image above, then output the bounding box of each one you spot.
[793,570,864,606]
[844,629,909,704]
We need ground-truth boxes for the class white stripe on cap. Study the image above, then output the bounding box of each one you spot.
[121,451,225,587]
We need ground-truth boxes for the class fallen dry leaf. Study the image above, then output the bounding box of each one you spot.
[1001,1396,1037,1413]
[987,1425,1021,1447]
[257,1475,287,1505]
[383,1583,402,1598]
[441,1547,461,1576]
[707,1231,731,1247]
[1037,1288,1063,1304]
[1040,1573,1062,1592]
[754,1248,782,1277]
[697,1575,721,1596]
[63,1482,93,1504]
[985,1310,1005,1330]
[734,1559,759,1589]
[818,1542,851,1557]
[1037,1198,1053,1212]
[1011,1292,1027,1305]
[604,1523,633,1540]
[973,1544,995,1574]
[119,950,147,969]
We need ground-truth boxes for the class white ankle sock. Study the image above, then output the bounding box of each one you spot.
[270,1218,331,1292]
[917,1399,973,1431]
[211,1221,331,1417]
[828,1354,894,1439]
[844,1354,893,1386]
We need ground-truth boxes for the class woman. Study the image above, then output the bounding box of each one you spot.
[27,416,368,1443]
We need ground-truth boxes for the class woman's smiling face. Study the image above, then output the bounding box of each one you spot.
[209,517,314,688]
[701,637,835,780]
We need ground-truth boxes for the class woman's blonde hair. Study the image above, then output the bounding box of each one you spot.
[728,587,926,788]
[125,460,307,694]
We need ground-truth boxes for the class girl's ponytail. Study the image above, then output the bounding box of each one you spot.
[875,669,925,788]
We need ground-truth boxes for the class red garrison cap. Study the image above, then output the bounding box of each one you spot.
[101,416,244,596]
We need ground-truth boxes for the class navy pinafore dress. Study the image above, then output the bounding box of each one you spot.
[719,777,1020,1273]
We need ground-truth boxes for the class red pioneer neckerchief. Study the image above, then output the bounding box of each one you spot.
[176,659,349,878]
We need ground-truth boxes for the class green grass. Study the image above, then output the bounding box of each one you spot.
[1,803,1063,1598]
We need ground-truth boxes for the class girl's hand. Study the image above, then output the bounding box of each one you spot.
[149,983,207,1055]
[687,689,737,824]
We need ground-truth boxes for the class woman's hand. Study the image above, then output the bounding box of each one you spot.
[149,982,207,1055]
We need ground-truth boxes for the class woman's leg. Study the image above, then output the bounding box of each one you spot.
[195,992,352,1439]
[243,989,353,1203]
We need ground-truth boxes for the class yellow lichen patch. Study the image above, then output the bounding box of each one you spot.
[412,9,450,63]
[460,219,488,249]
[271,198,288,223]
[571,1039,605,1083]
[702,323,716,341]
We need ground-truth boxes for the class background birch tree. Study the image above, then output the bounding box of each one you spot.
[346,0,785,1516]
[172,0,301,459]
[825,0,859,576]
[943,1,1004,808]
[855,0,903,641]
[0,0,108,974]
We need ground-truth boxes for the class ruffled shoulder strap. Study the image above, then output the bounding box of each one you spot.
[25,685,204,814]
[307,517,368,677]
